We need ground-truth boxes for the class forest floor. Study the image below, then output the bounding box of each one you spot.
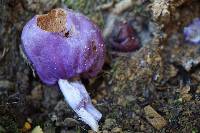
[0,0,200,133]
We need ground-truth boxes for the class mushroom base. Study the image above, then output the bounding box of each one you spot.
[58,79,102,132]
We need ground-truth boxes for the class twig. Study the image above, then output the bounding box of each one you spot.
[112,0,133,15]
[96,0,115,11]
[0,48,9,62]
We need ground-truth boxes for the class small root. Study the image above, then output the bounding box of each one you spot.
[0,48,9,62]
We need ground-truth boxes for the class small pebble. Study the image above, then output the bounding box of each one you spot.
[111,127,122,133]
[102,118,117,130]
[31,126,43,133]
[144,105,167,130]
[196,86,200,93]
[88,130,95,133]
[180,86,192,102]
[21,121,32,132]
[103,130,109,133]
[92,99,97,105]
[181,93,192,102]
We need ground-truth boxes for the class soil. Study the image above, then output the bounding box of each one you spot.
[0,0,200,133]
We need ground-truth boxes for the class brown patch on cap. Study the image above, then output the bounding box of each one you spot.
[37,8,67,32]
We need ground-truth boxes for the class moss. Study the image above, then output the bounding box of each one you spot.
[64,0,104,28]
[192,128,199,133]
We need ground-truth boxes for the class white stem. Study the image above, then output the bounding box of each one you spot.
[58,79,102,132]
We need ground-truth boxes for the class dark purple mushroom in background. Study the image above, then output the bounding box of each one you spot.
[184,18,200,44]
[110,21,140,52]
[21,8,105,131]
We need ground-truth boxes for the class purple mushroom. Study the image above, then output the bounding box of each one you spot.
[110,21,140,52]
[184,18,200,44]
[21,8,105,131]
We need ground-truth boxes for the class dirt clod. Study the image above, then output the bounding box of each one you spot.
[102,119,117,130]
[144,105,167,130]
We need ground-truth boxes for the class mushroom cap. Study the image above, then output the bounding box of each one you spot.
[110,22,140,52]
[21,9,105,85]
